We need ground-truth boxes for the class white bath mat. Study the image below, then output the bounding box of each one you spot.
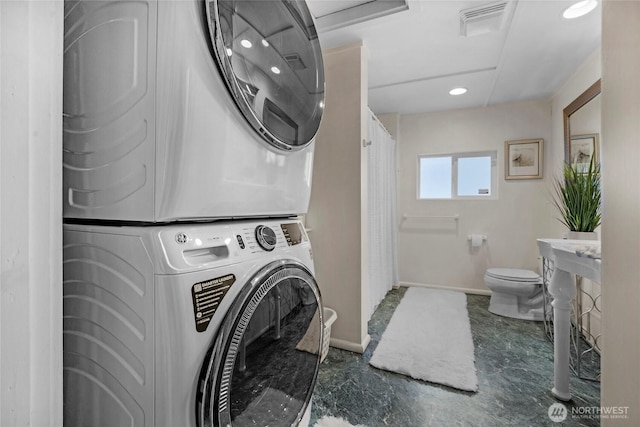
[369,287,479,392]
[313,416,366,427]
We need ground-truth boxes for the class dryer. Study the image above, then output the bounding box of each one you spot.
[63,218,323,426]
[63,0,325,222]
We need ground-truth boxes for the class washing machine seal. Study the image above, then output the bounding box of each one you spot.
[205,0,325,151]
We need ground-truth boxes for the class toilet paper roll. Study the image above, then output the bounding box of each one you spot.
[470,234,483,248]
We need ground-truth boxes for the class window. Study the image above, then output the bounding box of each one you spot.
[418,151,497,199]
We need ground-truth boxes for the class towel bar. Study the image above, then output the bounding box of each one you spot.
[402,214,459,220]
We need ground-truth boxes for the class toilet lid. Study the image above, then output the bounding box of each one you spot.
[486,268,541,282]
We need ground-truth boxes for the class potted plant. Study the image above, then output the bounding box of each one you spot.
[552,157,601,239]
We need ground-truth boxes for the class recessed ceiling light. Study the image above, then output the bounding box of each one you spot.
[563,0,597,19]
[240,39,252,48]
[271,66,281,75]
[261,39,270,47]
[449,87,468,96]
[225,48,233,57]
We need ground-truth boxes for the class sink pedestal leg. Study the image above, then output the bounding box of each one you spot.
[549,267,576,401]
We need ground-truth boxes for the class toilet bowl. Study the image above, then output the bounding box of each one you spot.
[484,268,544,321]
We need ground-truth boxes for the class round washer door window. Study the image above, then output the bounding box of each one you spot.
[206,0,325,151]
[197,260,323,426]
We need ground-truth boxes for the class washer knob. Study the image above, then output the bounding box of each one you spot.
[255,225,277,251]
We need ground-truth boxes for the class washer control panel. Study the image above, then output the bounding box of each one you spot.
[155,219,309,271]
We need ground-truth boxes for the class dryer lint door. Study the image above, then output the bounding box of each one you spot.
[196,259,323,427]
[205,0,325,151]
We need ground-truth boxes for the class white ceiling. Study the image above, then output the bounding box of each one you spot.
[307,0,601,116]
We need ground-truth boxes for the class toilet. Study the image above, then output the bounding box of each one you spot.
[484,268,544,321]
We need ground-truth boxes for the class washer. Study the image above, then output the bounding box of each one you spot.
[63,218,323,426]
[63,0,325,221]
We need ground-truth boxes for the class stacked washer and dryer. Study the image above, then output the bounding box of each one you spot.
[62,1,325,426]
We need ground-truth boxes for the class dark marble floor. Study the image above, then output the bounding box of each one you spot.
[310,287,600,427]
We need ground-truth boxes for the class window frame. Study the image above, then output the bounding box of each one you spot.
[417,150,498,200]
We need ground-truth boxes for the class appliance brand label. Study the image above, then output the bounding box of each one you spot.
[191,274,235,332]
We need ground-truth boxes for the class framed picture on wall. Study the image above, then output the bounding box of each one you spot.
[504,138,544,180]
[569,133,600,171]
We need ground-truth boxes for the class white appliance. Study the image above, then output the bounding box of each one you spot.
[63,218,323,426]
[63,0,325,221]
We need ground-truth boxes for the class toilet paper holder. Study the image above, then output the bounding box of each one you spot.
[467,234,487,241]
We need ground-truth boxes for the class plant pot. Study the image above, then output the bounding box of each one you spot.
[567,231,598,240]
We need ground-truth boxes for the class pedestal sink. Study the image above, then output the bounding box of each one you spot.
[537,238,601,401]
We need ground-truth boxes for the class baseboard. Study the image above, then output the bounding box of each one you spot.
[329,334,371,354]
[397,281,491,296]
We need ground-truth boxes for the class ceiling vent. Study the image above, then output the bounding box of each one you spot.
[459,1,509,37]
[284,53,307,71]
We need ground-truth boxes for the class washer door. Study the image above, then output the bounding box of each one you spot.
[205,0,325,151]
[197,260,323,427]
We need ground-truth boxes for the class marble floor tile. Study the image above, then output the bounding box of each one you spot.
[310,287,600,427]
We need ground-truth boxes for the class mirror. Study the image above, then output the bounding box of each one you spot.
[563,80,602,165]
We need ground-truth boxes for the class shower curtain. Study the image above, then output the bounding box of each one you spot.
[367,110,399,319]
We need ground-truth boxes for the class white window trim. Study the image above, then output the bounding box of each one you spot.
[417,150,498,200]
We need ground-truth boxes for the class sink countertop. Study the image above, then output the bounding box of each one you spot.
[537,238,601,283]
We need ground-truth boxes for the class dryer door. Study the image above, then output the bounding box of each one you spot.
[197,260,323,427]
[205,0,325,151]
